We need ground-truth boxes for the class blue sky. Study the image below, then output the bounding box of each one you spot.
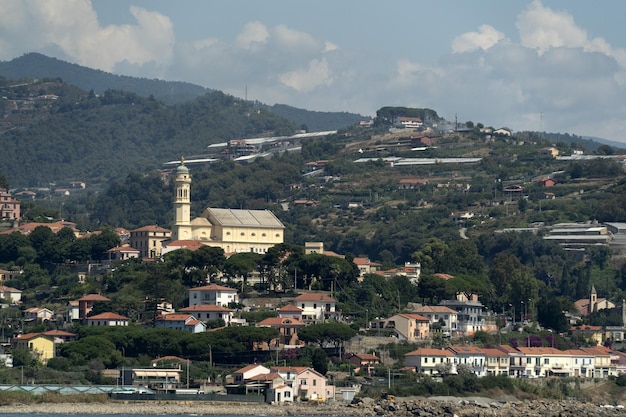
[2,0,626,142]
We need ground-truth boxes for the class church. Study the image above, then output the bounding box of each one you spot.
[170,159,285,254]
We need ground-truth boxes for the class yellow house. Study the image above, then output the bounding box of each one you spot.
[12,333,55,363]
[170,159,284,254]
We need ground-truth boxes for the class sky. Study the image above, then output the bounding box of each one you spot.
[1,0,626,142]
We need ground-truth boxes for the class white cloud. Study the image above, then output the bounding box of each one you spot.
[279,58,332,93]
[0,0,174,74]
[236,21,269,49]
[452,25,505,53]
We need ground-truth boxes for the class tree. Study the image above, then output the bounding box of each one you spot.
[297,322,356,357]
[311,348,328,375]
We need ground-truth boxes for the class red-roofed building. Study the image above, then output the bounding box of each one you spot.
[85,312,129,326]
[256,317,306,347]
[130,225,172,259]
[353,257,381,278]
[76,294,111,319]
[155,313,206,333]
[292,293,338,322]
[106,245,140,261]
[372,313,430,342]
[404,348,456,375]
[278,304,303,321]
[0,188,20,220]
[180,304,234,325]
[188,284,238,307]
[347,353,380,374]
[161,239,207,255]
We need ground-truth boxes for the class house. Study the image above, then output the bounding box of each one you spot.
[161,239,207,255]
[105,245,140,261]
[188,284,238,307]
[574,285,615,316]
[347,353,380,374]
[42,329,76,343]
[292,293,338,322]
[0,269,21,283]
[372,313,430,342]
[412,306,458,336]
[404,348,456,376]
[76,294,111,319]
[538,147,559,158]
[155,314,206,333]
[278,304,303,321]
[396,117,423,129]
[535,177,556,187]
[180,304,234,324]
[232,364,270,384]
[569,325,604,346]
[398,178,428,190]
[447,345,487,376]
[353,257,381,278]
[293,367,334,402]
[439,294,494,335]
[481,348,510,376]
[131,367,181,392]
[0,285,22,304]
[378,262,421,285]
[515,347,577,378]
[0,188,20,220]
[12,333,55,363]
[24,307,54,322]
[85,312,130,326]
[493,127,512,136]
[263,375,294,403]
[130,225,172,259]
[256,317,306,347]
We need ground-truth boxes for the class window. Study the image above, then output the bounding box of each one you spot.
[300,379,307,385]
[313,379,317,386]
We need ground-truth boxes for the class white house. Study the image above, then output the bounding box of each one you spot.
[24,307,54,322]
[412,305,458,336]
[0,286,22,304]
[180,304,234,325]
[447,345,486,376]
[404,348,456,376]
[292,293,338,322]
[188,284,238,307]
[155,314,206,333]
[232,364,270,384]
[85,312,129,327]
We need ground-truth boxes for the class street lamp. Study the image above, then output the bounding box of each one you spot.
[509,303,515,326]
[520,301,525,324]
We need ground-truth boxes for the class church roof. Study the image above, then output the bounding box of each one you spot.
[205,208,284,229]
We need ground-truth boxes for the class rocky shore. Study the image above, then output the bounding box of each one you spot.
[1,397,626,416]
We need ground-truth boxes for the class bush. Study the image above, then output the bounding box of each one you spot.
[615,374,626,387]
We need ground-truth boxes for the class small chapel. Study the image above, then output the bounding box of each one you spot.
[170,158,285,254]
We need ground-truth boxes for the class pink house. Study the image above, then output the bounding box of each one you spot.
[0,189,20,220]
[293,367,334,401]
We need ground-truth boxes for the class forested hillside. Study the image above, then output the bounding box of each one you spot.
[0,79,296,187]
[0,53,209,104]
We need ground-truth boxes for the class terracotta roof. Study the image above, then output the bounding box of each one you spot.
[189,284,237,292]
[396,313,429,322]
[42,330,76,337]
[165,240,206,250]
[86,312,129,320]
[14,332,51,341]
[350,353,379,361]
[434,273,455,280]
[405,348,455,357]
[413,306,457,314]
[158,314,194,322]
[256,317,305,327]
[447,345,485,355]
[278,304,303,312]
[106,246,140,253]
[77,294,111,302]
[293,293,336,302]
[131,225,171,233]
[235,364,267,374]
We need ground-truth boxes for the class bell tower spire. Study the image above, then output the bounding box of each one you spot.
[173,157,192,240]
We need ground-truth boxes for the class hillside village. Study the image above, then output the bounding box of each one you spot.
[2,118,626,402]
[4,72,626,403]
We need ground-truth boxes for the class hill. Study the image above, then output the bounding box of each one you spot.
[0,53,210,104]
[0,53,366,131]
[0,78,297,187]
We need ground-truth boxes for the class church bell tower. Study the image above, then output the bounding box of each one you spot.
[173,157,192,240]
